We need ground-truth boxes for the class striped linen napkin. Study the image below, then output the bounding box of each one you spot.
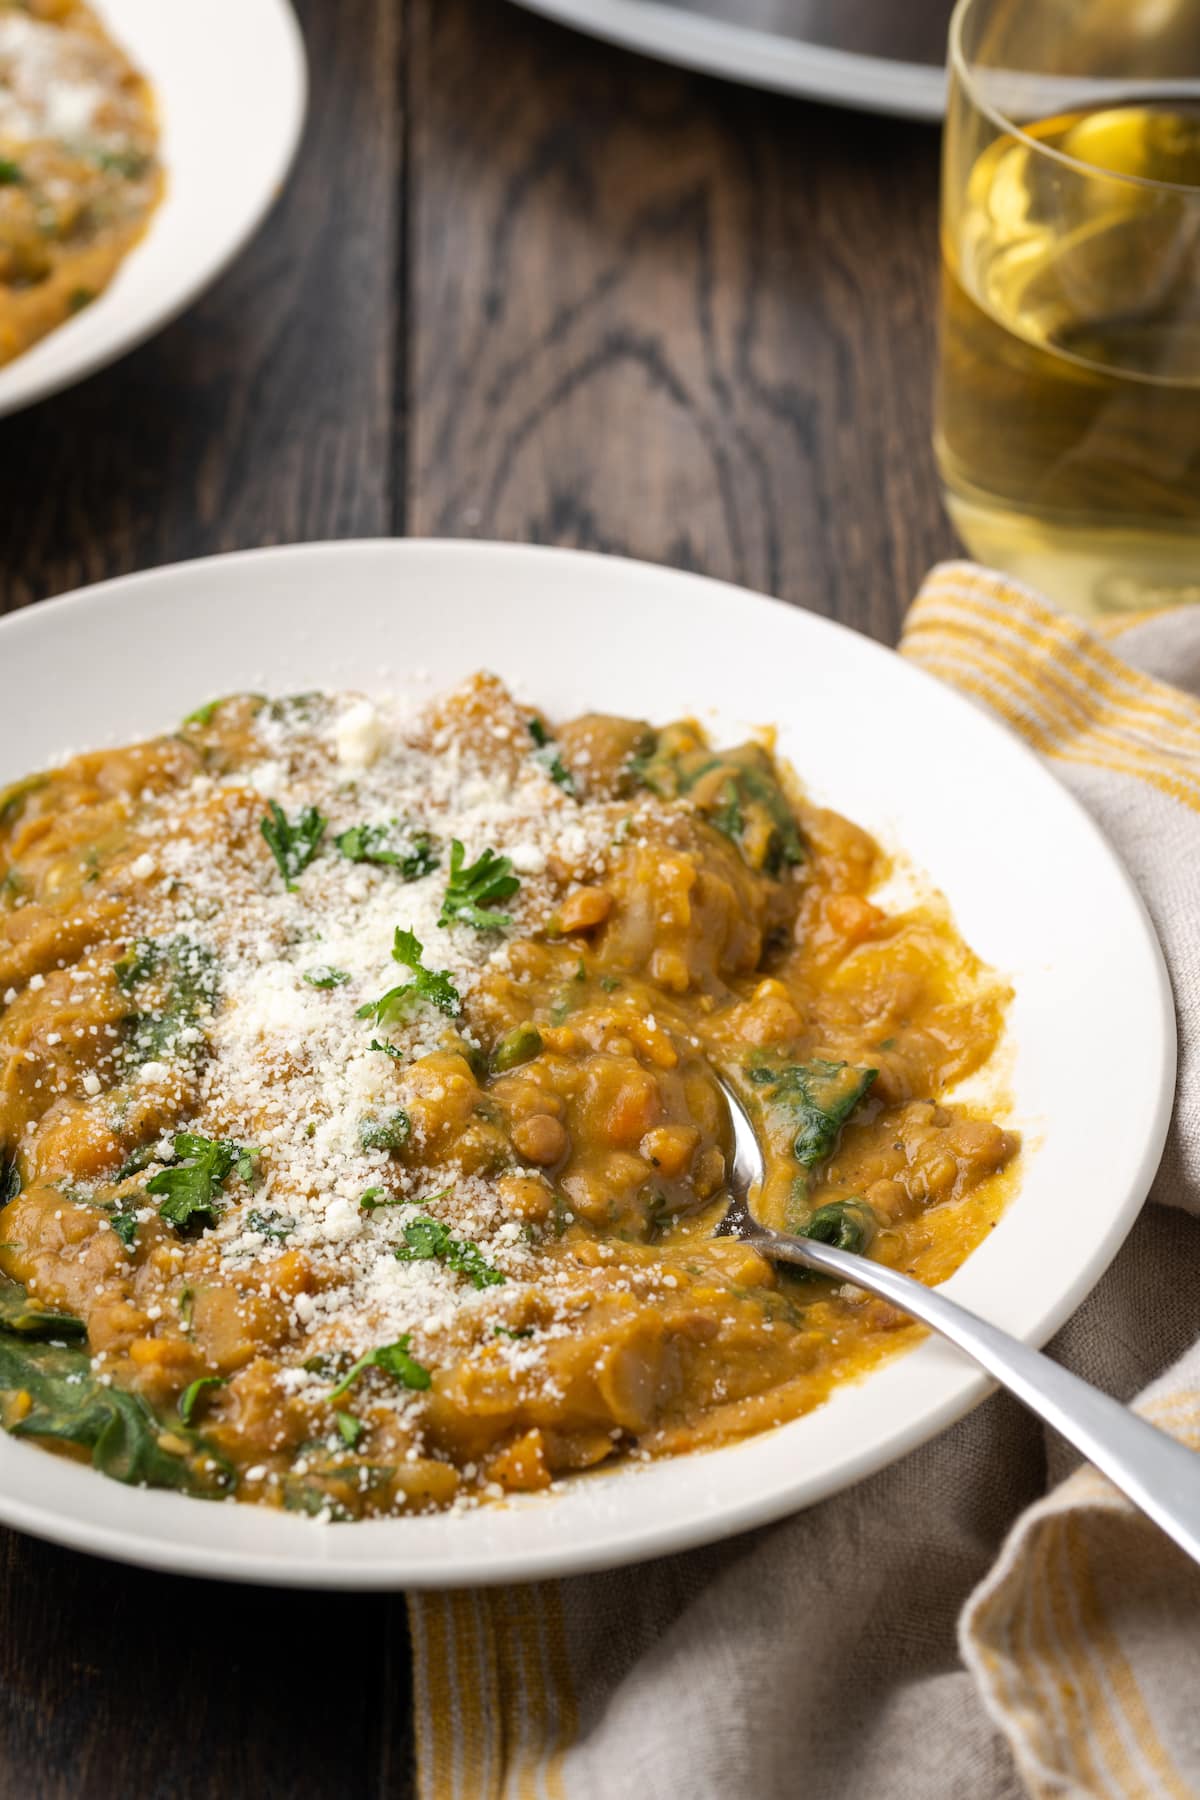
[407,563,1200,1800]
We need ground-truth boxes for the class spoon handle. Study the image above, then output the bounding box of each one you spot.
[754,1229,1200,1566]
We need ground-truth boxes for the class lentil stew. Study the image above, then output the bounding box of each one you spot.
[0,676,1017,1518]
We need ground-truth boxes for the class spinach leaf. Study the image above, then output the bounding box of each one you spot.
[116,935,218,1068]
[109,1205,140,1253]
[336,821,438,880]
[0,1301,233,1498]
[178,1374,228,1425]
[0,774,48,828]
[439,841,520,931]
[0,1279,85,1340]
[0,1149,19,1206]
[113,1143,158,1183]
[282,1478,352,1522]
[711,778,745,845]
[92,147,152,177]
[797,1198,877,1256]
[114,936,162,993]
[261,801,327,890]
[631,726,804,876]
[747,1058,878,1169]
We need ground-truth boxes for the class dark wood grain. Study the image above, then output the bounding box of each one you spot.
[409,0,954,642]
[0,0,958,1793]
[0,1533,400,1800]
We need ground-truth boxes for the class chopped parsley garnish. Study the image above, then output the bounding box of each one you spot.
[326,1337,430,1402]
[360,1185,446,1214]
[360,1111,411,1152]
[438,841,519,931]
[182,697,223,728]
[304,965,350,989]
[335,1410,365,1449]
[369,1038,404,1061]
[67,287,95,314]
[146,1133,258,1234]
[246,1208,296,1243]
[395,1216,506,1289]
[494,1323,534,1341]
[0,159,22,185]
[1,1151,19,1205]
[357,927,461,1024]
[336,821,438,880]
[599,975,621,993]
[528,718,576,794]
[261,801,328,890]
[178,1374,228,1425]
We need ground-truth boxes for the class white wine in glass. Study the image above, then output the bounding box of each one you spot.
[936,0,1200,616]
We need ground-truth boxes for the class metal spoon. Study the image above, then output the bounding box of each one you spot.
[716,1074,1200,1566]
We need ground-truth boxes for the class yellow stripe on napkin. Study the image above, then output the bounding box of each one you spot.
[408,1582,577,1799]
[904,566,1200,813]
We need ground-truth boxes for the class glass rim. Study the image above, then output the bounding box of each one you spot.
[947,0,1200,199]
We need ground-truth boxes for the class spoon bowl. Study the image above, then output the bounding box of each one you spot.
[715,1074,1200,1565]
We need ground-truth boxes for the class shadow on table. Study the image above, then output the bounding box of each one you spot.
[0,1532,414,1800]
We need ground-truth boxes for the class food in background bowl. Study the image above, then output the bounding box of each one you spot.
[0,0,161,365]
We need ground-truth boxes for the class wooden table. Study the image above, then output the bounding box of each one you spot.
[0,3,954,1792]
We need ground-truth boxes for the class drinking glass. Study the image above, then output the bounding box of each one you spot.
[935,0,1200,616]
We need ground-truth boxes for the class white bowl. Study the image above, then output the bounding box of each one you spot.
[0,0,307,418]
[0,541,1175,1586]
